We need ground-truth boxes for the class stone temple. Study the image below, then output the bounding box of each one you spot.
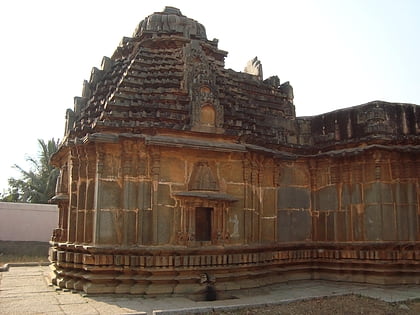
[49,7,420,295]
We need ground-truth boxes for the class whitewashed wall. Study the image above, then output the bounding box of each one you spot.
[0,202,58,242]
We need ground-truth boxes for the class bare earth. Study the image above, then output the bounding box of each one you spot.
[209,295,420,315]
[2,265,419,314]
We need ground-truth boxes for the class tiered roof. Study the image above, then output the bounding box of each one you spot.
[64,6,419,153]
[65,6,296,147]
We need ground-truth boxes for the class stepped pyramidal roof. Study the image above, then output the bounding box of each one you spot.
[60,6,420,156]
[65,6,296,148]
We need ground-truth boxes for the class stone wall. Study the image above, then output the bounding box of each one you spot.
[299,101,420,148]
[49,135,420,294]
[310,150,419,242]
[277,161,312,242]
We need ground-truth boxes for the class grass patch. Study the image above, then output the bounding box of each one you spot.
[0,254,49,264]
[0,241,50,264]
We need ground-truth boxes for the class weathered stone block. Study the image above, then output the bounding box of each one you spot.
[397,205,417,241]
[382,204,396,240]
[365,205,382,241]
[351,205,364,241]
[85,210,94,243]
[97,210,117,244]
[341,183,362,209]
[102,151,121,178]
[140,210,153,245]
[394,182,417,205]
[262,188,276,216]
[125,211,137,244]
[158,184,175,206]
[243,209,253,241]
[86,182,95,210]
[76,210,85,242]
[364,182,393,204]
[261,218,275,242]
[124,182,138,210]
[252,210,260,240]
[157,205,174,244]
[138,181,151,210]
[278,186,310,209]
[68,210,76,242]
[279,165,308,186]
[263,162,275,186]
[220,161,243,183]
[315,212,326,241]
[315,186,338,211]
[335,211,346,241]
[326,212,335,241]
[277,209,311,242]
[101,181,121,209]
[244,187,253,208]
[290,210,312,241]
[160,155,185,183]
[225,183,243,200]
[77,182,86,210]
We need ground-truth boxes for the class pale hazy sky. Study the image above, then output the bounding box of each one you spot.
[0,0,419,193]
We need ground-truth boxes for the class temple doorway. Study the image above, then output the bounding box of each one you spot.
[195,207,212,241]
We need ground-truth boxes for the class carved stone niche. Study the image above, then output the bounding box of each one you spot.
[188,161,218,191]
[357,105,393,135]
[174,161,237,245]
[184,40,224,134]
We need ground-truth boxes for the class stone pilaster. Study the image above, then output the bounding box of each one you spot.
[67,148,79,243]
[150,147,160,244]
[84,145,96,244]
[76,146,87,243]
[93,145,105,245]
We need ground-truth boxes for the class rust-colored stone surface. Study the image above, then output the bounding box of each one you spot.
[49,7,420,295]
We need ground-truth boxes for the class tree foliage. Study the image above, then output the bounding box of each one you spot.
[1,138,59,203]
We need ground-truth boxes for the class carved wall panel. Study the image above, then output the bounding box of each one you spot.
[188,161,219,191]
[184,41,224,132]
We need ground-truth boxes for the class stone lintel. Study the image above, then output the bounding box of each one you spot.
[84,133,120,143]
[174,191,238,202]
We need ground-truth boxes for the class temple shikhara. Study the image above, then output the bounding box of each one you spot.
[49,7,420,295]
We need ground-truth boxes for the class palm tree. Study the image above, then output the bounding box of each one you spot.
[1,138,60,203]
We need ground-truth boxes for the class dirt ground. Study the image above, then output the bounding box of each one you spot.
[208,295,420,315]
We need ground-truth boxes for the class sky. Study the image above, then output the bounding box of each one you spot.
[0,0,419,194]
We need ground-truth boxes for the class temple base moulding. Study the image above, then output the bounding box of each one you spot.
[49,242,420,295]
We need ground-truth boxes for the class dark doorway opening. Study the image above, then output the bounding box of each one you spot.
[195,207,212,241]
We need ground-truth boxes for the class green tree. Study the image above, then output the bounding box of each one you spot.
[1,138,60,203]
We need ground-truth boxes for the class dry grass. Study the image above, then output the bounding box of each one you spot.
[208,295,420,315]
[0,241,50,264]
[0,254,49,264]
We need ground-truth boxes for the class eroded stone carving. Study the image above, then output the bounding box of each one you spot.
[244,56,263,80]
[184,40,224,132]
[134,6,207,40]
[189,161,219,191]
